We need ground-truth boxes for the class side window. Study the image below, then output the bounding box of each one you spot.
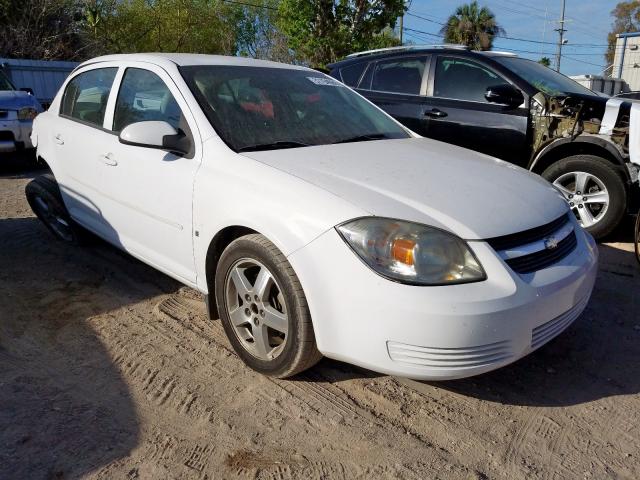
[434,57,510,102]
[60,68,118,127]
[339,63,367,87]
[113,68,184,133]
[370,57,427,95]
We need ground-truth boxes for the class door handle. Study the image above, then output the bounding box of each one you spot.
[424,108,448,118]
[54,134,64,145]
[99,153,118,166]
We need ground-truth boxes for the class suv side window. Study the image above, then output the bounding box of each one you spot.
[60,68,118,127]
[339,63,367,87]
[113,68,184,132]
[370,57,427,95]
[434,57,509,102]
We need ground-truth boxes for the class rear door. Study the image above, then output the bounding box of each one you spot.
[53,65,121,241]
[424,55,530,164]
[355,55,430,135]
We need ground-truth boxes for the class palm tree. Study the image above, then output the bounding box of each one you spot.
[440,1,505,51]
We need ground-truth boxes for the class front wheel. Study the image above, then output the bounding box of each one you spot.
[214,234,322,378]
[542,155,627,240]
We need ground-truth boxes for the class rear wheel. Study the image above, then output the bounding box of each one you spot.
[542,155,626,240]
[214,234,322,378]
[25,174,87,244]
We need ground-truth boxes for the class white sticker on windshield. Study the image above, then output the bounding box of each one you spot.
[307,76,344,87]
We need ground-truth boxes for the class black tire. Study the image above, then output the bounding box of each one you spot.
[542,155,627,240]
[25,174,87,244]
[214,234,322,378]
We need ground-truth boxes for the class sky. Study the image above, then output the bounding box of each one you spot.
[402,0,619,76]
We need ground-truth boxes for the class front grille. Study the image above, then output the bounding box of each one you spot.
[387,340,513,369]
[505,230,577,274]
[531,295,590,350]
[0,131,15,141]
[486,213,571,251]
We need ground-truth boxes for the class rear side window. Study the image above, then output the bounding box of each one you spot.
[113,68,184,132]
[370,57,427,95]
[61,68,117,127]
[339,63,367,87]
[434,57,509,102]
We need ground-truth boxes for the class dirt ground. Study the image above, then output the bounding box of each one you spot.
[1,162,639,480]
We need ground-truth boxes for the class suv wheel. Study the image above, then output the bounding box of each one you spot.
[542,155,626,240]
[214,234,322,378]
[25,174,87,244]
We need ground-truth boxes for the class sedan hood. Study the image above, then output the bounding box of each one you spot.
[241,138,568,240]
[0,90,40,110]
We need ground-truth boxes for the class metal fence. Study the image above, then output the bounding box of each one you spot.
[0,58,79,108]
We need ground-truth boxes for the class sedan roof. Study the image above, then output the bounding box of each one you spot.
[78,53,311,71]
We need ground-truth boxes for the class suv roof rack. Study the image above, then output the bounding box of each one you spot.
[346,44,470,58]
[477,50,517,57]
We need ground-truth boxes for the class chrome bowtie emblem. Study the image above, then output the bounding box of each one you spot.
[544,236,559,250]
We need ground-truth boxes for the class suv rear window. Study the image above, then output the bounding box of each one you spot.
[370,58,426,95]
[339,63,367,87]
[61,68,118,127]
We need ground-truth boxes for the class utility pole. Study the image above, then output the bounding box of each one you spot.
[399,13,404,45]
[555,0,567,72]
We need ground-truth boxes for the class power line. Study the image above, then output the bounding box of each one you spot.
[406,11,610,48]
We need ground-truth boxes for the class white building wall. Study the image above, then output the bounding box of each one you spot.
[613,34,640,91]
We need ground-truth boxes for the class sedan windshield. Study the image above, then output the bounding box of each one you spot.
[180,65,410,151]
[494,57,594,97]
[0,70,15,91]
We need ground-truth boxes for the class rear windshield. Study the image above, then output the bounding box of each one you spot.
[180,65,409,151]
[494,56,594,97]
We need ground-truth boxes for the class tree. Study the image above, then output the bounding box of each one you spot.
[0,0,86,60]
[236,0,294,63]
[276,0,406,68]
[605,1,640,70]
[440,1,504,51]
[538,57,551,67]
[93,0,244,55]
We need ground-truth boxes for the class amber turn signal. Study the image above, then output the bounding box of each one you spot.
[391,238,416,265]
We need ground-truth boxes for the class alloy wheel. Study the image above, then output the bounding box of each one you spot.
[552,171,609,228]
[224,258,288,361]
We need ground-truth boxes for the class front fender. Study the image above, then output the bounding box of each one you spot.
[192,142,367,292]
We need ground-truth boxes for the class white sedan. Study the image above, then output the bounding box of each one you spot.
[28,53,598,380]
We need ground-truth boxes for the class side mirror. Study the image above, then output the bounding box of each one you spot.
[119,121,189,155]
[485,84,524,108]
[20,87,34,95]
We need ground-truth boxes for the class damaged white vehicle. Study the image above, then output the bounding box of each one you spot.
[28,54,598,380]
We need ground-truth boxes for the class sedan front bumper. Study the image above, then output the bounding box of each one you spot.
[288,224,598,380]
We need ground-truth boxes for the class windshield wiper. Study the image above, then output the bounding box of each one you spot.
[332,133,390,144]
[237,141,310,152]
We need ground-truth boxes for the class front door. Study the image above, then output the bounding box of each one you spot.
[424,55,529,165]
[98,64,201,284]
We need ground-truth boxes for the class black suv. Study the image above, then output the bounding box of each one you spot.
[328,46,640,239]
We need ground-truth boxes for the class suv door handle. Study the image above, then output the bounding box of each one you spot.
[99,153,118,166]
[54,134,64,145]
[424,108,448,118]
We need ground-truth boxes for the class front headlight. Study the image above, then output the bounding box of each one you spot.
[17,107,38,121]
[337,218,486,285]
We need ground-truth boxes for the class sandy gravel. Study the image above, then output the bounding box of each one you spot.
[1,165,639,480]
